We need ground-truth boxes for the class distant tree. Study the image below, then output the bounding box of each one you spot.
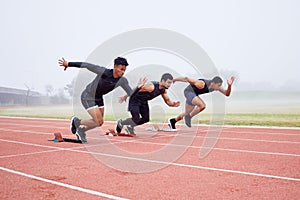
[50,88,69,104]
[64,79,75,97]
[45,84,54,96]
[24,83,32,106]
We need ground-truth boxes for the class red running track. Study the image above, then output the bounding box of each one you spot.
[0,116,299,199]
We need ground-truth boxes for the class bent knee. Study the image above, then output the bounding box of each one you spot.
[95,119,103,126]
[198,103,206,110]
[132,117,141,125]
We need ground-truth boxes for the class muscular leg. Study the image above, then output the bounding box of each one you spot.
[190,96,206,118]
[168,103,194,129]
[169,96,206,129]
[175,103,195,122]
[80,107,104,131]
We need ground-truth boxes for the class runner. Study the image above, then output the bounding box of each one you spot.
[116,73,180,134]
[58,57,145,143]
[168,76,235,129]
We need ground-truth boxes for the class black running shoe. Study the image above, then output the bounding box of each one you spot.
[184,115,192,127]
[116,119,123,133]
[70,116,80,134]
[168,118,177,129]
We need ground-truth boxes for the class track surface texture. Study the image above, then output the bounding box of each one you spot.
[1,117,299,199]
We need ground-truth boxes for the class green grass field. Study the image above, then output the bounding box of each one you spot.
[1,105,299,127]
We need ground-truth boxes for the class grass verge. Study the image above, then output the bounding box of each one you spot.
[0,105,299,128]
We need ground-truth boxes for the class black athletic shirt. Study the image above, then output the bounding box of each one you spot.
[185,79,214,95]
[68,62,132,100]
[130,81,166,103]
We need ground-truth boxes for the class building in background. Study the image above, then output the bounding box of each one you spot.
[0,86,42,106]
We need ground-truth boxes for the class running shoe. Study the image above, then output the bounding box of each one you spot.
[116,119,123,133]
[76,127,87,143]
[125,125,135,134]
[184,115,192,127]
[168,118,177,130]
[70,116,80,134]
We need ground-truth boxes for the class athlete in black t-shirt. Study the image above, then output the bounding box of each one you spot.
[168,76,235,129]
[116,73,180,134]
[58,57,144,142]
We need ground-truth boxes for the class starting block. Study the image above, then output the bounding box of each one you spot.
[105,129,135,137]
[49,132,83,143]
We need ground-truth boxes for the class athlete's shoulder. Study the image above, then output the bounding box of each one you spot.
[151,81,159,85]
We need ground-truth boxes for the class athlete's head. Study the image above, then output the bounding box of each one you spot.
[210,76,223,90]
[160,73,173,89]
[113,57,128,78]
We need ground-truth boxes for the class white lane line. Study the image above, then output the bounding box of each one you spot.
[1,117,300,134]
[106,138,300,157]
[0,116,69,122]
[1,127,300,158]
[3,116,299,130]
[0,122,67,129]
[0,149,63,158]
[2,126,300,145]
[1,138,299,182]
[2,134,299,159]
[0,138,65,150]
[2,121,299,136]
[193,135,300,144]
[68,149,300,182]
[220,130,300,136]
[0,137,145,159]
[0,167,128,200]
[0,127,55,135]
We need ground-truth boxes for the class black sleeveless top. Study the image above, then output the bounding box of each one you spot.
[185,79,214,95]
[130,81,166,104]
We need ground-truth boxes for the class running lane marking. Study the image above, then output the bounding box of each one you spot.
[1,127,299,144]
[0,167,128,200]
[1,138,299,182]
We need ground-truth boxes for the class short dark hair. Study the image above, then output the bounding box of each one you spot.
[161,73,173,81]
[211,76,223,84]
[114,57,128,66]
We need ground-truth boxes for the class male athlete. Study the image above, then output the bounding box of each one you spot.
[168,76,235,129]
[58,57,144,143]
[116,73,180,134]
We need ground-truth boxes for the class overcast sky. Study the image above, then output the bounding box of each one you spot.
[1,0,299,94]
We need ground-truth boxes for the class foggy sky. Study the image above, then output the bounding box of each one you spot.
[1,0,299,94]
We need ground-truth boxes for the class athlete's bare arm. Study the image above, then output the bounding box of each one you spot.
[138,82,155,93]
[218,76,235,96]
[161,92,180,107]
[173,77,205,90]
[119,77,147,103]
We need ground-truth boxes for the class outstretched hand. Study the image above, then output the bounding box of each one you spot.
[173,101,180,107]
[227,76,235,86]
[138,77,147,88]
[58,57,68,71]
[119,95,128,103]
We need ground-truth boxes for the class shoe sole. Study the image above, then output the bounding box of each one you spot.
[70,116,77,134]
[76,133,87,143]
[184,116,192,128]
[116,119,123,133]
